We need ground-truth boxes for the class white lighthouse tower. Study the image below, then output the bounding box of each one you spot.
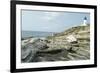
[82,17,87,26]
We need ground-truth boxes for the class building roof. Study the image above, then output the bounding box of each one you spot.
[84,17,87,20]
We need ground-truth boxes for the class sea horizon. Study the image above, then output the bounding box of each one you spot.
[21,30,57,38]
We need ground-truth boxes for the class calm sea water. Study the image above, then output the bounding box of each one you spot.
[22,31,54,38]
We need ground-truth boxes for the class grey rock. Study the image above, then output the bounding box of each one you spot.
[21,39,49,62]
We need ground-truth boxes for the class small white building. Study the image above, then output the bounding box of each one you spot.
[82,17,87,26]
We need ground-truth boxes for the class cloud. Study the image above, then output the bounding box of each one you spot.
[42,12,61,20]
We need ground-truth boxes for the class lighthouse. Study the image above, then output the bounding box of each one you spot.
[82,17,87,26]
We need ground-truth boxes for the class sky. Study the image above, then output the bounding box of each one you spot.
[21,10,90,32]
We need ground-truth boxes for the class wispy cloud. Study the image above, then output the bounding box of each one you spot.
[41,12,61,20]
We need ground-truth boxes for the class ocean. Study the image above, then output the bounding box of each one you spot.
[22,31,54,38]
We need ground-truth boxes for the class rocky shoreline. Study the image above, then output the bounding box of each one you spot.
[21,37,90,62]
[21,25,90,63]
